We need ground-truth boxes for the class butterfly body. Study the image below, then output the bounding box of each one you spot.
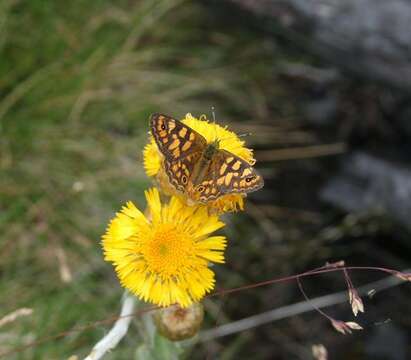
[189,141,219,184]
[150,113,263,203]
[203,140,220,161]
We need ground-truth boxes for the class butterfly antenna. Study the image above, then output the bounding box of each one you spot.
[237,132,252,138]
[211,106,216,123]
[211,106,218,143]
[217,132,252,144]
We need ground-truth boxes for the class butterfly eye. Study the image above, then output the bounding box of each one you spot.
[197,185,205,193]
[245,176,255,183]
[181,175,188,184]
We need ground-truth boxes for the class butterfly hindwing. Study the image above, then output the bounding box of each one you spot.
[163,153,202,193]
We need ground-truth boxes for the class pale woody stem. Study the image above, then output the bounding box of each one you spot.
[84,292,136,360]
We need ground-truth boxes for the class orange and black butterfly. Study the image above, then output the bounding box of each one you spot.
[150,113,263,203]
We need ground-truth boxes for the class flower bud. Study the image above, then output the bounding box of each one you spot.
[153,303,204,341]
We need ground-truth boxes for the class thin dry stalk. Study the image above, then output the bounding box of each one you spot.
[0,308,33,328]
[256,143,346,162]
[201,269,408,341]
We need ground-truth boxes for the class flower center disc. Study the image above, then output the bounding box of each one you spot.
[143,223,193,277]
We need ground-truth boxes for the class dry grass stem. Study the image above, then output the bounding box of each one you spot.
[256,143,347,162]
[200,269,409,341]
[0,308,33,328]
[55,247,73,283]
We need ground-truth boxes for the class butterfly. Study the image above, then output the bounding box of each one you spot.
[150,113,264,203]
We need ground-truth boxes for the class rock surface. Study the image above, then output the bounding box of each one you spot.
[321,152,411,231]
[228,0,411,90]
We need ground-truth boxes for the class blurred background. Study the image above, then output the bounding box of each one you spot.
[1,0,411,359]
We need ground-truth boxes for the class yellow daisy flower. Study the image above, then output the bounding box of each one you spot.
[143,113,256,213]
[102,188,227,308]
[143,142,162,177]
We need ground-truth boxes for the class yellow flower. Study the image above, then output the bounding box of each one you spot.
[143,142,161,177]
[102,188,227,308]
[143,113,256,213]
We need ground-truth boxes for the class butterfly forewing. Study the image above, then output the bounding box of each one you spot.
[150,113,206,193]
[150,113,206,161]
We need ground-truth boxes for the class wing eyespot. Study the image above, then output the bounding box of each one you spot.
[197,185,205,193]
[181,175,188,184]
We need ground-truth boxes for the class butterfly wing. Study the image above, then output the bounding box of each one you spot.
[150,113,206,193]
[150,113,207,161]
[193,149,264,203]
[163,153,203,193]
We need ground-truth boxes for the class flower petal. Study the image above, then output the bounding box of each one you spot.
[145,188,162,224]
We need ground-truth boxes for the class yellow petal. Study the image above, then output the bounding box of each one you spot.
[145,188,162,224]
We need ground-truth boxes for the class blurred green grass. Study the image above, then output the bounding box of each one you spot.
[0,0,289,358]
